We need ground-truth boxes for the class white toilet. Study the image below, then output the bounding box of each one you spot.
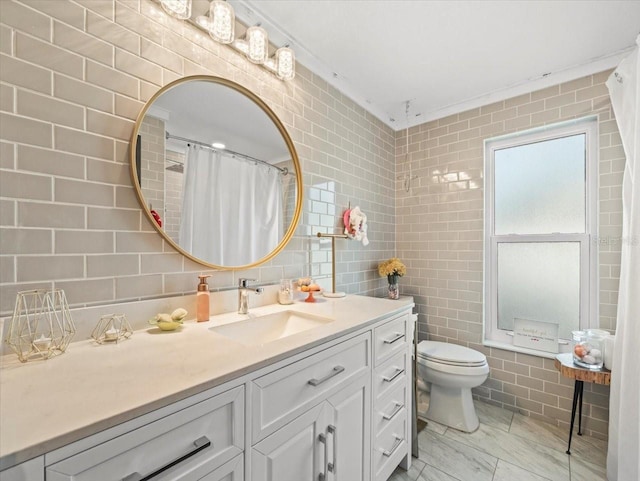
[417,340,489,432]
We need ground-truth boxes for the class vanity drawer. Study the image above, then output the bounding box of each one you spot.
[373,380,408,437]
[374,313,408,366]
[251,332,370,442]
[46,386,244,481]
[373,401,408,481]
[374,351,408,402]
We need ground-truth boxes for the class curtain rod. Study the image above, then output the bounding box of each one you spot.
[165,132,288,175]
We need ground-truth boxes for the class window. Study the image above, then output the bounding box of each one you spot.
[484,117,598,354]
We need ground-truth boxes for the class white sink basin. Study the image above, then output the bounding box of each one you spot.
[209,310,334,345]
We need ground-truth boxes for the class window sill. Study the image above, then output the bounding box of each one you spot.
[483,339,571,359]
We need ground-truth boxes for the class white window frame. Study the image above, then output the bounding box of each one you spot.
[483,116,598,357]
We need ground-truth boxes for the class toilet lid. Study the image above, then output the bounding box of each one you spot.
[417,340,487,367]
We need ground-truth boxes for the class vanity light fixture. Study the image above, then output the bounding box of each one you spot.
[211,142,226,149]
[160,0,295,81]
[244,25,269,64]
[274,46,295,81]
[160,0,192,20]
[209,0,235,44]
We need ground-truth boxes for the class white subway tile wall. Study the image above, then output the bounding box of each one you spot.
[0,0,396,316]
[396,72,624,439]
[0,0,624,440]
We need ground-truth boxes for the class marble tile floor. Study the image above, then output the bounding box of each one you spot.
[388,392,607,481]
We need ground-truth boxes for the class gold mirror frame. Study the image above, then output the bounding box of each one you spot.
[129,75,302,270]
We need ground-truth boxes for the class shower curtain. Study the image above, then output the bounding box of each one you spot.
[179,145,283,266]
[606,35,639,481]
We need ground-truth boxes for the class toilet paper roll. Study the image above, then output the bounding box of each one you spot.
[604,335,616,370]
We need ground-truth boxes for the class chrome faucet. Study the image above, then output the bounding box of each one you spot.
[238,278,263,314]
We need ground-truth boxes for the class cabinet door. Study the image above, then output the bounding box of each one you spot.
[326,374,370,481]
[0,457,44,481]
[200,454,243,481]
[252,402,331,481]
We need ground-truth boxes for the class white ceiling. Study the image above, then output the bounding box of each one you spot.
[211,0,640,131]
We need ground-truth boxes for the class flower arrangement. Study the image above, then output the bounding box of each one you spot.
[379,258,406,300]
[378,258,406,280]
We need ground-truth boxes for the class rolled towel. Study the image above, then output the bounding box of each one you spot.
[604,335,616,370]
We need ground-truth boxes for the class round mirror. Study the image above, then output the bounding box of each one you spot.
[130,76,302,270]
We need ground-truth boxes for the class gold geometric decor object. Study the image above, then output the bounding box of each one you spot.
[91,313,133,344]
[6,289,76,362]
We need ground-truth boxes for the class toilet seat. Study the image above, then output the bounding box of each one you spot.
[417,340,487,367]
[419,357,489,376]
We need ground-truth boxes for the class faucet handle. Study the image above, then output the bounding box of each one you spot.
[239,278,257,288]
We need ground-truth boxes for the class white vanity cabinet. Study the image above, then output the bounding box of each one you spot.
[250,310,411,481]
[251,333,371,481]
[372,313,411,481]
[251,375,370,481]
[1,301,414,481]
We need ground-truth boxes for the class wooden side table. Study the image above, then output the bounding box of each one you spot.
[554,352,611,454]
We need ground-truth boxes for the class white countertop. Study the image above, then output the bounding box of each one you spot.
[0,295,413,470]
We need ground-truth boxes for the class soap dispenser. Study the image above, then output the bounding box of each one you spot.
[196,275,211,322]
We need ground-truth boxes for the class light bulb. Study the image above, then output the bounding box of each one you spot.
[160,0,191,20]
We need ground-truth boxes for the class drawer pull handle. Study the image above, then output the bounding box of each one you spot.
[383,368,404,383]
[382,435,404,457]
[382,402,404,421]
[121,436,211,481]
[308,366,345,386]
[383,332,404,344]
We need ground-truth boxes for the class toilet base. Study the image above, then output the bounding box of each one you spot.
[425,384,479,433]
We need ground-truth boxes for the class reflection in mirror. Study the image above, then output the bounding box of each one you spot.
[131,76,301,269]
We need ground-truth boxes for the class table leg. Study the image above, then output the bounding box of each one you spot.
[566,380,583,455]
[577,380,584,436]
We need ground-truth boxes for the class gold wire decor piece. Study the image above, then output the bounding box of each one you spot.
[6,289,76,362]
[91,314,133,344]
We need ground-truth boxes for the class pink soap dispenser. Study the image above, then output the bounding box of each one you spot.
[197,275,211,322]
